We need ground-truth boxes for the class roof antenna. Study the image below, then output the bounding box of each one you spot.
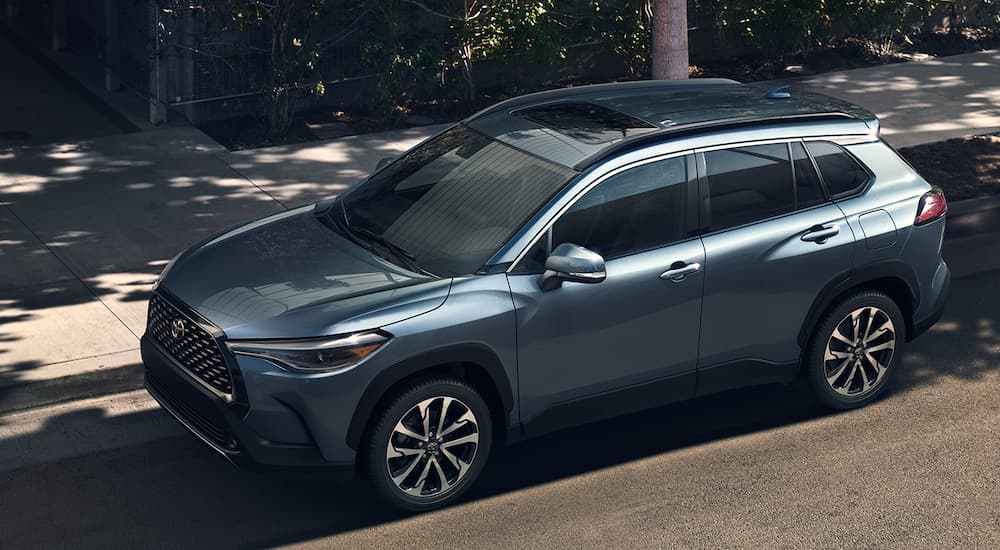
[764,86,792,99]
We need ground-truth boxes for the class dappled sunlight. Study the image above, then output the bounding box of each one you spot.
[897,269,1000,393]
[218,124,447,206]
[0,175,47,194]
[47,230,95,247]
[0,120,439,388]
[0,283,137,381]
[80,270,161,336]
[791,49,1000,147]
[0,127,286,388]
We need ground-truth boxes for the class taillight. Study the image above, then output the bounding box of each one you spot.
[915,187,947,225]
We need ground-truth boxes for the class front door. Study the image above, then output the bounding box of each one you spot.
[506,154,704,434]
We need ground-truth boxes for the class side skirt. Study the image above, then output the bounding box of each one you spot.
[695,358,800,397]
[516,371,697,442]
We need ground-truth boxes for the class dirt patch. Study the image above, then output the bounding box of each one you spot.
[899,133,1000,201]
[198,115,318,151]
[910,26,1000,58]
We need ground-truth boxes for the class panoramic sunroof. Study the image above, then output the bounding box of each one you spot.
[512,101,658,144]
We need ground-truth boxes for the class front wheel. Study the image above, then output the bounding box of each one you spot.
[804,290,906,410]
[364,378,492,512]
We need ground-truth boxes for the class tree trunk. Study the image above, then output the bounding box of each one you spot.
[651,0,689,80]
[459,42,476,107]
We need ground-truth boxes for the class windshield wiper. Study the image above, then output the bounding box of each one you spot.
[336,201,436,277]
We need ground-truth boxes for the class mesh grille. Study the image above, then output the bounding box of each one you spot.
[148,294,233,394]
[147,373,229,447]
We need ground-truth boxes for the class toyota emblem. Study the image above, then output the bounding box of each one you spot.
[169,318,186,340]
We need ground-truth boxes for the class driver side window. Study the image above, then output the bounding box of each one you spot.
[514,155,690,273]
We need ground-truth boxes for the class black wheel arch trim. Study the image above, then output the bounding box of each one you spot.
[345,343,514,450]
[798,259,920,349]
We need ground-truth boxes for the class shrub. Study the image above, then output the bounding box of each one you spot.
[831,0,937,58]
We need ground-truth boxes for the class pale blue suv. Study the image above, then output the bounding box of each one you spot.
[142,79,950,511]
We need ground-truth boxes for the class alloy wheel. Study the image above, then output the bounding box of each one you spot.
[824,306,896,397]
[385,396,480,498]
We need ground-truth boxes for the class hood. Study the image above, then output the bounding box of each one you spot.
[160,205,450,338]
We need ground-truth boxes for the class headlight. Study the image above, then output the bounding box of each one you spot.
[226,331,390,373]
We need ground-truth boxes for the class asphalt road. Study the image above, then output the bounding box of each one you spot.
[1,269,997,549]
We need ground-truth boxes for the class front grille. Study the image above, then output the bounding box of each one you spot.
[148,294,233,394]
[147,373,231,448]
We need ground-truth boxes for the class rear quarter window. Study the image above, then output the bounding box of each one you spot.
[806,141,871,197]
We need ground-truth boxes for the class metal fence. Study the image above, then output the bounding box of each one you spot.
[155,2,377,106]
[152,0,612,106]
[10,0,736,120]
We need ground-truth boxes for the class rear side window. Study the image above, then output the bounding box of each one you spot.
[704,143,828,231]
[806,141,871,196]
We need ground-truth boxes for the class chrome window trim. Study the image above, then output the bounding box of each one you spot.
[696,137,840,237]
[695,199,839,239]
[802,139,877,201]
[802,134,880,146]
[497,131,879,271]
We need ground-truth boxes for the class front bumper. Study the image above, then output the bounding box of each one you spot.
[141,335,355,479]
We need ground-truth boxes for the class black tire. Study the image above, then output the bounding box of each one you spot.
[803,289,906,410]
[364,377,493,512]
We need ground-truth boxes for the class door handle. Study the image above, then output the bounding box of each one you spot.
[660,261,701,281]
[801,223,840,244]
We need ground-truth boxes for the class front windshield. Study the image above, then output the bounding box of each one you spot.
[339,125,577,277]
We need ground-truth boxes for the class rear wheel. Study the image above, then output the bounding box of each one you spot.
[804,290,905,409]
[364,377,492,512]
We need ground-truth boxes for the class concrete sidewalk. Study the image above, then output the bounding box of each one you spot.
[0,125,442,412]
[0,50,997,415]
[789,49,1000,147]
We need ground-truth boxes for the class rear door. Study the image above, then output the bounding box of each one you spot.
[695,140,854,392]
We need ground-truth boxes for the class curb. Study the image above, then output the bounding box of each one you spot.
[0,390,182,474]
[943,194,1000,240]
[0,355,144,416]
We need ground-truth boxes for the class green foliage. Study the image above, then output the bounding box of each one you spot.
[742,1,828,57]
[830,0,938,57]
[591,0,653,78]
[363,2,446,123]
[964,0,1000,31]
[159,0,979,135]
[477,1,565,61]
[222,0,369,136]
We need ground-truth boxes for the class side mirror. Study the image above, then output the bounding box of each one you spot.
[539,243,606,291]
[375,156,394,172]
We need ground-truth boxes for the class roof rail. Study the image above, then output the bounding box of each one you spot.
[573,112,858,170]
[468,78,743,121]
